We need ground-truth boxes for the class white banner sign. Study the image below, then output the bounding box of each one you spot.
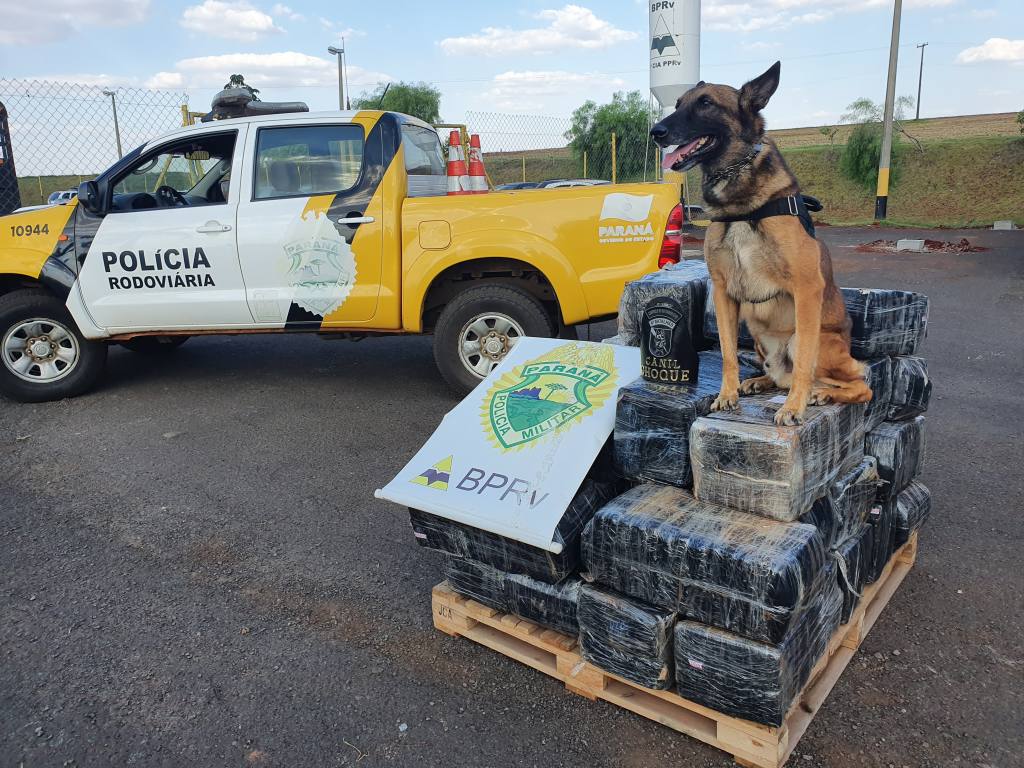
[376,338,641,553]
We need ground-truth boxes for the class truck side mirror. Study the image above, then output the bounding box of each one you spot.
[77,181,102,214]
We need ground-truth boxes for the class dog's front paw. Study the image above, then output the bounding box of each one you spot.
[774,406,804,426]
[711,391,740,412]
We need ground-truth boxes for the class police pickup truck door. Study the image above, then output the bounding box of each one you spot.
[76,127,253,331]
[234,117,385,328]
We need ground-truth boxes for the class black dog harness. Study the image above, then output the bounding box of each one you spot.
[711,194,823,238]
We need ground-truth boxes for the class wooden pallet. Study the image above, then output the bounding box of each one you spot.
[432,532,918,768]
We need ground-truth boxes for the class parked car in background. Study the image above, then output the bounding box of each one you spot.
[494,181,540,190]
[46,189,77,205]
[536,179,611,189]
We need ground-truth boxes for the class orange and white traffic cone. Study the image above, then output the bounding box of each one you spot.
[467,134,488,194]
[446,130,471,196]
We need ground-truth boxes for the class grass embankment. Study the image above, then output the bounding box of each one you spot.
[776,135,1024,227]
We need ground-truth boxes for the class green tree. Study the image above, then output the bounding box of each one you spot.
[565,91,658,182]
[353,81,441,123]
[840,123,886,190]
[838,94,921,190]
[1017,109,1024,136]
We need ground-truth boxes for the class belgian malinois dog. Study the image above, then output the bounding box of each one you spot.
[650,61,871,425]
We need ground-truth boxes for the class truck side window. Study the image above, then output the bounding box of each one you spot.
[253,125,364,201]
[110,131,236,211]
[401,125,447,198]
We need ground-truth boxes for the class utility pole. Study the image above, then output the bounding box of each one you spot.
[327,45,345,110]
[915,42,928,120]
[102,89,123,159]
[342,38,351,110]
[874,0,902,221]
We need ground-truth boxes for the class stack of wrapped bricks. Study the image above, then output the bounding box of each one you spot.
[413,259,930,733]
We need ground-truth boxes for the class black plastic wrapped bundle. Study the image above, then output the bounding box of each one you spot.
[613,352,760,487]
[864,416,926,499]
[690,394,867,522]
[863,356,894,431]
[865,499,894,583]
[841,288,929,359]
[616,260,709,349]
[893,481,931,547]
[702,291,756,349]
[674,573,843,726]
[577,585,677,690]
[888,356,931,421]
[409,477,624,583]
[443,557,581,636]
[799,457,879,550]
[832,524,874,623]
[581,484,827,644]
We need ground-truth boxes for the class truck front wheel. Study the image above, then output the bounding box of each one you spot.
[433,283,554,394]
[0,289,107,403]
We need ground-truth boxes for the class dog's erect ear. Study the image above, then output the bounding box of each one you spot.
[739,61,781,114]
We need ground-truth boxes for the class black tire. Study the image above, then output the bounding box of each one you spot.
[433,282,555,394]
[121,335,190,354]
[0,289,107,403]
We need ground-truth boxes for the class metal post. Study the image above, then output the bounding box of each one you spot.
[521,156,525,183]
[611,132,617,185]
[583,151,587,179]
[327,46,345,110]
[103,89,122,159]
[342,39,351,110]
[874,0,902,221]
[915,42,928,120]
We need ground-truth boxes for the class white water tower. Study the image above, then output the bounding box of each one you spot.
[649,0,701,117]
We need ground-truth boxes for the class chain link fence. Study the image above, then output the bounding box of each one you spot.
[0,79,189,209]
[466,110,663,187]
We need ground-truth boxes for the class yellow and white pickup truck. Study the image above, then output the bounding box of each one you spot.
[0,109,682,402]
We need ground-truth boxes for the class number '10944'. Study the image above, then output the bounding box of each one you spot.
[9,224,50,237]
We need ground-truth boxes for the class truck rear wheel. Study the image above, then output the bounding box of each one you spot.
[0,289,107,403]
[433,283,554,394]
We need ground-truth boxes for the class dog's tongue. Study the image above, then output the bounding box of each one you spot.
[662,137,702,169]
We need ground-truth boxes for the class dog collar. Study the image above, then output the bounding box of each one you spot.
[702,138,765,186]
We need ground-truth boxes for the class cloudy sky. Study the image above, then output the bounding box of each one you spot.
[0,0,1021,127]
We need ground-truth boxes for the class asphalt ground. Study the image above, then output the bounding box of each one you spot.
[2,227,1022,768]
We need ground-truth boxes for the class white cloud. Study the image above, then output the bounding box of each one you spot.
[704,0,956,33]
[440,5,638,56]
[956,38,1024,64]
[0,0,149,45]
[153,52,392,90]
[271,3,302,21]
[145,71,187,89]
[181,1,282,41]
[483,70,627,112]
